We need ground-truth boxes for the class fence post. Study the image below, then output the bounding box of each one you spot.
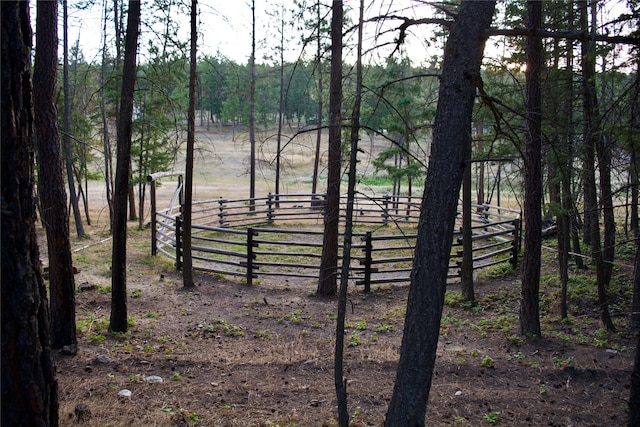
[461,158,474,301]
[382,195,390,224]
[175,215,183,271]
[267,193,274,223]
[246,228,257,285]
[149,177,157,256]
[218,197,225,226]
[511,218,520,269]
[363,231,372,293]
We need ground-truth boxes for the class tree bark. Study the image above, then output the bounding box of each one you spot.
[317,0,343,296]
[384,2,495,425]
[249,0,257,210]
[519,0,543,338]
[580,0,614,331]
[311,0,323,197]
[2,2,59,424]
[630,276,640,427]
[275,3,285,203]
[335,4,364,424]
[101,0,115,231]
[182,0,197,289]
[110,0,141,333]
[62,0,85,238]
[34,0,78,350]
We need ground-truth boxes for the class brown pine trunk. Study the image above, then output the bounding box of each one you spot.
[2,2,59,424]
[62,0,85,238]
[311,0,323,197]
[33,0,78,350]
[110,0,141,333]
[317,0,343,296]
[384,2,495,424]
[519,0,543,338]
[249,0,256,210]
[182,0,197,289]
[580,0,614,331]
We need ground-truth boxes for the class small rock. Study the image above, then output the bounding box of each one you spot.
[455,390,463,396]
[60,344,78,356]
[118,389,132,398]
[605,349,618,354]
[77,282,96,292]
[94,354,111,364]
[144,375,163,383]
[74,403,91,422]
[308,399,325,407]
[210,382,219,387]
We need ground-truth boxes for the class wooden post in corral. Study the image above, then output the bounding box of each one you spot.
[461,157,474,301]
[267,193,275,222]
[175,215,182,271]
[511,217,521,269]
[246,228,257,285]
[217,197,225,226]
[363,231,373,293]
[382,195,390,224]
[147,171,183,257]
[149,177,157,256]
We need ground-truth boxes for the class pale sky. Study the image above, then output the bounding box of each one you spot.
[58,0,440,65]
[55,0,635,67]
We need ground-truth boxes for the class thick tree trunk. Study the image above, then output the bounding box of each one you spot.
[519,0,543,338]
[110,0,141,333]
[317,0,343,296]
[384,2,495,425]
[34,0,78,350]
[182,0,197,289]
[1,2,59,424]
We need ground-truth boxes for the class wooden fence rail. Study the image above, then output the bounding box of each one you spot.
[148,175,521,291]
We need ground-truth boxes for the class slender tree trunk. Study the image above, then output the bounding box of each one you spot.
[249,0,256,210]
[629,326,640,426]
[101,0,114,231]
[630,235,640,423]
[2,2,59,424]
[580,0,614,331]
[317,0,343,296]
[182,0,197,289]
[62,0,85,238]
[475,122,485,205]
[275,3,285,204]
[631,66,640,240]
[335,5,364,425]
[311,0,323,197]
[34,0,78,351]
[519,0,543,338]
[110,0,141,333]
[560,5,576,317]
[385,3,495,424]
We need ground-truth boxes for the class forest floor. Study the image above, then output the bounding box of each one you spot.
[49,126,637,426]
[51,216,638,427]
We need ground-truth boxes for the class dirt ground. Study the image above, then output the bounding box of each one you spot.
[49,127,637,426]
[49,219,636,427]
